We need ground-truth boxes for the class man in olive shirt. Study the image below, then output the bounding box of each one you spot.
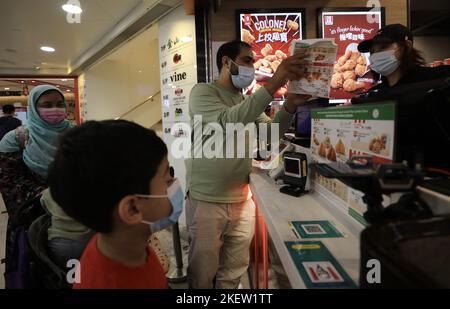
[185,40,310,288]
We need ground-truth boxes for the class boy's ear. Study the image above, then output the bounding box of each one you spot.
[117,195,143,225]
[222,56,230,70]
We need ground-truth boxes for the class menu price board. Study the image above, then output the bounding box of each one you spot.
[310,102,395,225]
[318,8,385,104]
[236,9,305,100]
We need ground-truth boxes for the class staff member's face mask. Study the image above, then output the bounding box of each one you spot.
[138,179,184,233]
[369,49,400,76]
[228,59,255,89]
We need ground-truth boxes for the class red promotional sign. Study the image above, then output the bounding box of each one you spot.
[320,10,384,104]
[237,10,304,100]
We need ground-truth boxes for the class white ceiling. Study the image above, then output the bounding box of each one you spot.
[0,78,75,91]
[0,0,149,74]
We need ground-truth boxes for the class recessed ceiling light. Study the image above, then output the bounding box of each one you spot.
[62,4,82,14]
[40,46,55,52]
[5,87,10,90]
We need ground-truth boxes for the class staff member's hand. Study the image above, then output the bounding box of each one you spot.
[264,53,309,96]
[283,93,312,114]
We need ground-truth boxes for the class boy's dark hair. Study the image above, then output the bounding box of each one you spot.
[48,120,168,233]
[2,104,15,114]
[216,40,251,72]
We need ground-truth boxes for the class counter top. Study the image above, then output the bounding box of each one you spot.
[249,168,363,288]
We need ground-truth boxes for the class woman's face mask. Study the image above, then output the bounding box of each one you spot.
[36,91,67,124]
[38,107,66,124]
[369,49,400,76]
[137,179,184,233]
[228,59,255,89]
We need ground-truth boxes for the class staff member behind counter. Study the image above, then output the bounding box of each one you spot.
[354,24,450,170]
[185,40,311,289]
[356,24,450,90]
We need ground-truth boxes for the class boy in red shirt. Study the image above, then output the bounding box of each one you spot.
[48,120,180,289]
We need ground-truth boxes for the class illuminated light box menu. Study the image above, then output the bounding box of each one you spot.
[236,9,305,100]
[318,8,385,104]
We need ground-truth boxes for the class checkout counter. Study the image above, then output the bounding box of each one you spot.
[250,143,361,289]
[250,143,450,289]
[249,101,450,289]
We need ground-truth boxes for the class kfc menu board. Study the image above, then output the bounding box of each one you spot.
[237,10,304,100]
[310,102,395,226]
[320,10,384,104]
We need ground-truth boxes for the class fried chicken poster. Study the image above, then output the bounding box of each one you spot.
[320,11,383,103]
[238,11,304,100]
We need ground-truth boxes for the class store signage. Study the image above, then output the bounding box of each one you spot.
[170,71,187,82]
[236,9,305,100]
[175,88,183,96]
[173,53,182,64]
[318,8,385,104]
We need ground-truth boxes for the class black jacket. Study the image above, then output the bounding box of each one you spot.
[0,116,22,140]
[371,65,450,91]
[352,65,450,170]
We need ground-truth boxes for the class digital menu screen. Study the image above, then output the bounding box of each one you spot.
[319,8,385,104]
[236,9,305,100]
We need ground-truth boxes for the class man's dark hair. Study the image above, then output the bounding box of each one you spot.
[2,104,15,114]
[48,120,168,233]
[216,40,251,72]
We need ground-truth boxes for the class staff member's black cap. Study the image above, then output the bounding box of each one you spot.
[358,24,413,53]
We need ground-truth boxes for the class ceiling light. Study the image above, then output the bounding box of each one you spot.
[66,89,71,92]
[20,81,24,83]
[5,87,10,90]
[61,79,68,81]
[62,4,82,14]
[31,80,35,83]
[40,46,55,52]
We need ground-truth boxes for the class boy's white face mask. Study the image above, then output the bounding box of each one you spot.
[136,179,184,233]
